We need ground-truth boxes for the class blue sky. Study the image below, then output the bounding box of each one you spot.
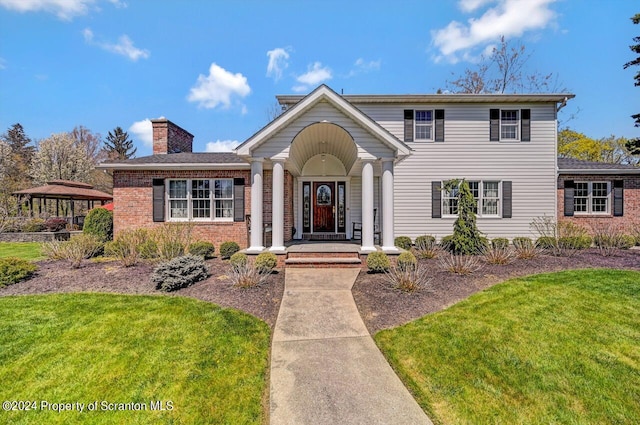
[1,0,638,156]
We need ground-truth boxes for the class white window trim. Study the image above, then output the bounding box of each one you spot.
[500,109,520,142]
[414,109,434,142]
[166,178,234,222]
[574,181,611,216]
[442,180,502,218]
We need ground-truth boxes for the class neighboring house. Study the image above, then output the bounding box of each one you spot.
[101,85,576,253]
[558,158,639,230]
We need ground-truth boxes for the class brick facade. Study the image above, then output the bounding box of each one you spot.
[151,119,194,155]
[113,168,295,249]
[557,174,640,231]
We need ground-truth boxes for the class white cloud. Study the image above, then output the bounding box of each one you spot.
[431,0,557,63]
[129,119,153,148]
[293,62,332,92]
[83,27,150,61]
[0,0,123,20]
[266,47,290,81]
[205,140,239,153]
[347,58,381,77]
[187,63,251,109]
[107,0,126,8]
[0,57,7,70]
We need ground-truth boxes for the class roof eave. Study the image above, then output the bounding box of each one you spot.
[558,168,640,175]
[278,93,576,105]
[97,163,251,171]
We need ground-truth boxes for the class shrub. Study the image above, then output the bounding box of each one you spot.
[512,237,533,249]
[255,252,278,273]
[230,262,270,288]
[414,235,439,259]
[558,236,592,250]
[229,252,248,270]
[536,236,557,250]
[366,251,390,273]
[44,218,68,232]
[394,236,412,250]
[0,257,37,287]
[440,235,454,249]
[437,253,482,275]
[620,235,636,250]
[448,179,485,255]
[22,218,46,233]
[220,241,240,259]
[43,234,103,268]
[483,246,515,265]
[396,251,417,271]
[152,223,193,261]
[513,237,540,260]
[105,229,148,267]
[83,208,113,242]
[188,241,215,259]
[491,238,509,250]
[384,264,431,292]
[151,254,209,292]
[137,239,158,259]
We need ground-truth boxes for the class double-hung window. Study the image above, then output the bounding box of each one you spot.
[500,110,519,140]
[167,179,233,221]
[442,180,501,217]
[574,181,610,214]
[414,110,433,141]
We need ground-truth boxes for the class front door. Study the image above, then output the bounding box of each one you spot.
[313,182,335,232]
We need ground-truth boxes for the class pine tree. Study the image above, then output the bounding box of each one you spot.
[0,123,35,191]
[444,179,485,255]
[623,14,640,150]
[103,127,137,160]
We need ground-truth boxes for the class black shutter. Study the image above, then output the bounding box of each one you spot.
[152,179,165,222]
[521,109,531,142]
[435,109,445,142]
[490,109,500,141]
[432,181,442,218]
[404,109,414,142]
[613,180,624,216]
[233,177,245,222]
[502,181,512,218]
[564,180,575,217]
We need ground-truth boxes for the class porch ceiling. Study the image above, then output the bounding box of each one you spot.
[290,122,358,174]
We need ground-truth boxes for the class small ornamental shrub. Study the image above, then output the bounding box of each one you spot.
[220,241,240,259]
[513,237,540,260]
[152,222,193,260]
[229,252,248,270]
[22,218,46,233]
[438,253,483,275]
[188,241,215,259]
[106,229,148,267]
[414,235,439,259]
[440,235,454,249]
[620,235,636,250]
[483,246,515,265]
[0,257,37,287]
[83,208,113,242]
[396,251,417,272]
[255,252,278,273]
[558,236,592,250]
[43,234,103,268]
[152,254,209,292]
[384,264,431,292]
[491,238,509,250]
[366,251,390,273]
[137,239,159,259]
[512,237,534,249]
[231,262,270,288]
[394,236,412,250]
[44,218,68,232]
[536,236,557,250]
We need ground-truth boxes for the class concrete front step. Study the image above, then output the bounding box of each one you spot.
[284,257,363,268]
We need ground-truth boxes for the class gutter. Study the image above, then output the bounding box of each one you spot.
[96,163,251,171]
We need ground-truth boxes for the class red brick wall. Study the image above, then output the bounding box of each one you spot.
[151,119,194,155]
[557,175,640,232]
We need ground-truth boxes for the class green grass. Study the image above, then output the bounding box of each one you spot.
[375,269,640,425]
[0,242,45,261]
[0,294,270,424]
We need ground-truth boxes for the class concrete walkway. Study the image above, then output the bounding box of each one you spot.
[270,268,432,425]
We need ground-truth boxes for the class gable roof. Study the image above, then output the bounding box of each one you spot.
[97,152,249,170]
[558,157,639,174]
[235,84,411,158]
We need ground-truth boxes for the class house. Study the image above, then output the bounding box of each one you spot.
[558,158,639,231]
[101,84,579,254]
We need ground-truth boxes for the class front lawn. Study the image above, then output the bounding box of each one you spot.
[0,242,44,261]
[0,293,270,424]
[375,269,640,424]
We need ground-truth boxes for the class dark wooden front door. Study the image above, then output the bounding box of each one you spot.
[313,182,335,232]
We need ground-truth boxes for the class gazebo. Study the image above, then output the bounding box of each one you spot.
[13,180,113,227]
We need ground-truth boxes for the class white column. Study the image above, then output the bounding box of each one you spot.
[270,159,286,253]
[381,158,398,252]
[247,158,264,253]
[361,160,376,253]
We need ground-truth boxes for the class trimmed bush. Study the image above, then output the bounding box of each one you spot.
[558,236,592,250]
[229,252,248,270]
[394,236,412,250]
[620,235,636,250]
[367,251,390,273]
[440,235,454,249]
[396,251,417,271]
[414,235,436,250]
[0,257,37,287]
[137,239,158,259]
[83,208,113,242]
[188,241,215,259]
[491,238,509,250]
[513,237,533,249]
[151,254,209,292]
[220,241,240,259]
[44,218,68,232]
[22,218,46,233]
[255,252,277,273]
[536,236,557,250]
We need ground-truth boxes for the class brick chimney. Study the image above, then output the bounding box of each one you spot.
[151,118,194,154]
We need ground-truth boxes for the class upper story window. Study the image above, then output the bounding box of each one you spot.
[168,179,234,221]
[490,108,530,142]
[414,110,433,141]
[574,181,610,215]
[500,110,519,140]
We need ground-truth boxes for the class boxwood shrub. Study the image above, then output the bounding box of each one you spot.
[229,252,248,270]
[394,236,412,250]
[219,241,240,259]
[255,252,278,273]
[512,237,533,249]
[367,251,390,273]
[188,241,215,259]
[491,238,509,250]
[396,251,417,271]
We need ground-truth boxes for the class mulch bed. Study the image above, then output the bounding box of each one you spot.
[2,249,638,333]
[352,248,640,334]
[0,258,285,328]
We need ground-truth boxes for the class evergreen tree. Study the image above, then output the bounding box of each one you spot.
[0,123,35,190]
[103,127,137,160]
[623,14,640,150]
[444,179,485,255]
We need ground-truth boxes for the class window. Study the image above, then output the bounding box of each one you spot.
[500,110,519,140]
[442,180,501,217]
[574,181,610,214]
[414,110,433,140]
[168,179,233,221]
